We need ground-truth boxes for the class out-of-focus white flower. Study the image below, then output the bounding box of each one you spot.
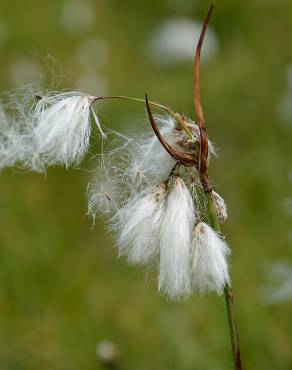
[146,18,219,66]
[159,176,196,299]
[61,0,95,35]
[276,63,292,125]
[96,340,118,367]
[281,197,292,217]
[191,222,230,294]
[10,58,44,86]
[77,37,110,69]
[261,261,292,305]
[75,73,108,96]
[276,90,292,124]
[113,183,167,264]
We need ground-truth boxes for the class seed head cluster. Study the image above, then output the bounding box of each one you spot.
[87,112,231,300]
[0,86,230,300]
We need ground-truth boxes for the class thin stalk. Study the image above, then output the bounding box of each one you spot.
[95,95,193,139]
[207,193,242,370]
[194,4,243,368]
[96,95,174,115]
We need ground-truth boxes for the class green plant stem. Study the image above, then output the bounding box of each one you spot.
[95,95,193,139]
[207,193,243,370]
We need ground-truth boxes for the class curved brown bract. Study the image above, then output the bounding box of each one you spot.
[145,94,197,167]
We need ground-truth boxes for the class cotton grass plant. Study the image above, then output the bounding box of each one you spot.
[0,4,243,369]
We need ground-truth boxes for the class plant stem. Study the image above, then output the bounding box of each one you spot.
[96,95,174,115]
[95,95,193,139]
[207,193,242,370]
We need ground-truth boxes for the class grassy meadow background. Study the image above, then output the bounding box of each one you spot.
[0,0,292,369]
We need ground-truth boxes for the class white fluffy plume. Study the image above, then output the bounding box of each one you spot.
[191,222,230,294]
[28,92,104,168]
[0,89,106,171]
[213,191,228,222]
[114,183,167,264]
[159,176,195,299]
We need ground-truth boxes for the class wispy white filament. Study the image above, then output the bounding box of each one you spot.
[125,115,215,189]
[0,102,26,169]
[127,116,176,184]
[159,176,195,299]
[114,183,167,264]
[261,262,292,305]
[87,163,122,221]
[191,222,230,295]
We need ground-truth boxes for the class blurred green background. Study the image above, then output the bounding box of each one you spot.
[0,0,292,369]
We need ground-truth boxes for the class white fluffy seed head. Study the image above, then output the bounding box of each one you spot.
[191,222,230,295]
[159,176,196,300]
[113,183,167,265]
[213,191,228,222]
[27,92,103,169]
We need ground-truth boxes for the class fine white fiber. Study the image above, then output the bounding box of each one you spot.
[27,92,104,168]
[0,102,28,169]
[113,183,167,265]
[212,191,228,222]
[97,114,216,196]
[87,162,122,222]
[191,222,230,295]
[126,114,216,188]
[159,176,195,299]
[127,115,177,184]
[0,137,16,170]
[0,102,8,127]
[0,129,25,169]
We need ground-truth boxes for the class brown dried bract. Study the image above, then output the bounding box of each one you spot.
[145,94,198,167]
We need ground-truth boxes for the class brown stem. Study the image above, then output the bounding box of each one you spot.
[224,286,242,370]
[193,4,214,193]
[195,5,243,370]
